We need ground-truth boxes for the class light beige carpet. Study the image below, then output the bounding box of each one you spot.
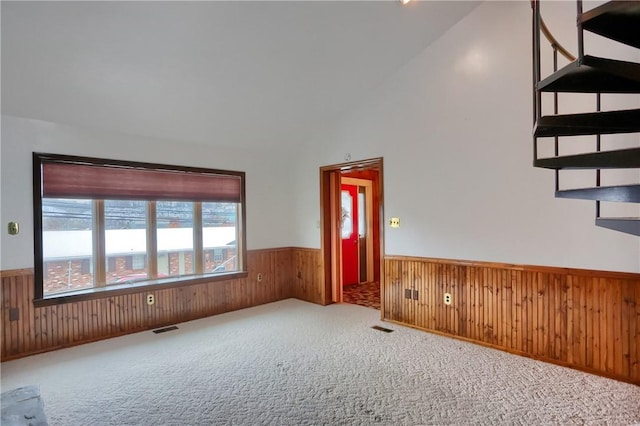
[1,299,639,425]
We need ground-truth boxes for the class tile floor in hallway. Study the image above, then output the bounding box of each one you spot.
[342,281,380,310]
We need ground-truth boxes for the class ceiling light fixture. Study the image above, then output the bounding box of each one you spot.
[399,0,411,5]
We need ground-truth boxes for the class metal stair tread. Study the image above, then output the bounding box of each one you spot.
[597,217,640,220]
[581,1,640,48]
[534,147,640,169]
[537,55,640,93]
[534,108,640,137]
[595,217,640,235]
[555,184,640,202]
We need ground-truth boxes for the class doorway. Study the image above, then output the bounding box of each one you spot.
[319,158,383,313]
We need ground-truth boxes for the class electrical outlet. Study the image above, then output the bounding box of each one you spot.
[404,289,411,299]
[9,308,19,321]
[147,294,155,305]
[413,290,419,300]
[444,293,452,306]
[390,217,400,228]
[257,273,263,282]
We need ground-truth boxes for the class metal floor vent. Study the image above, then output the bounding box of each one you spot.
[153,326,179,334]
[371,325,394,333]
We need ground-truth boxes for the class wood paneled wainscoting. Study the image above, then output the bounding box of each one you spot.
[291,247,324,304]
[384,256,640,385]
[1,248,299,361]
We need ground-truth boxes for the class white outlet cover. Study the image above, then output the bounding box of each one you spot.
[444,293,452,305]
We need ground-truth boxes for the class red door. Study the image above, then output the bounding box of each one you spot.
[341,184,359,286]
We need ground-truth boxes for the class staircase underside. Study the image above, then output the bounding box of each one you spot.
[534,148,640,170]
[537,55,640,93]
[534,109,640,138]
[556,184,640,203]
[580,1,640,49]
[595,217,640,235]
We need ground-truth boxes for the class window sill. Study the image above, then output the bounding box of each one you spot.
[33,271,248,307]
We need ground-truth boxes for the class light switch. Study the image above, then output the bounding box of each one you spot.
[8,222,19,235]
[390,217,400,228]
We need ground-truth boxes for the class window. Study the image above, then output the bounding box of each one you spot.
[41,198,94,294]
[105,200,147,284]
[157,201,194,277]
[132,255,145,270]
[107,257,117,273]
[203,202,237,273]
[33,153,246,300]
[81,259,92,275]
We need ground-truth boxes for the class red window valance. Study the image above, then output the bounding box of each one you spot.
[38,155,243,202]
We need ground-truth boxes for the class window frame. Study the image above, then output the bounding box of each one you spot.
[33,152,247,305]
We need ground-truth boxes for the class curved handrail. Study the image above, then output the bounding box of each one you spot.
[532,0,577,62]
[540,17,576,62]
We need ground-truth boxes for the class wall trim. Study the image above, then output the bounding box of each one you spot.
[385,255,640,279]
[0,268,35,278]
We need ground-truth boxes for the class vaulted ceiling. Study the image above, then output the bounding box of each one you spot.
[2,1,480,149]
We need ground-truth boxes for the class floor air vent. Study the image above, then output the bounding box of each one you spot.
[371,325,393,333]
[153,326,178,334]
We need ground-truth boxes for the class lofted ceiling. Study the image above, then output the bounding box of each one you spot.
[1,1,480,149]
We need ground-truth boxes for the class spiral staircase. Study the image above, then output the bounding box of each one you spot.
[532,0,640,235]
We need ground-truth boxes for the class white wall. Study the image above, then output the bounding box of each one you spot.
[0,115,296,270]
[3,1,638,274]
[292,1,640,273]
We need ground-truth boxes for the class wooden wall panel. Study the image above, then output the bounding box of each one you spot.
[6,247,637,385]
[1,248,295,361]
[384,256,640,385]
[291,248,324,304]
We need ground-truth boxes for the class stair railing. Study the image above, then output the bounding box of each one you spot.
[532,0,640,235]
[532,0,603,219]
[532,0,577,193]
